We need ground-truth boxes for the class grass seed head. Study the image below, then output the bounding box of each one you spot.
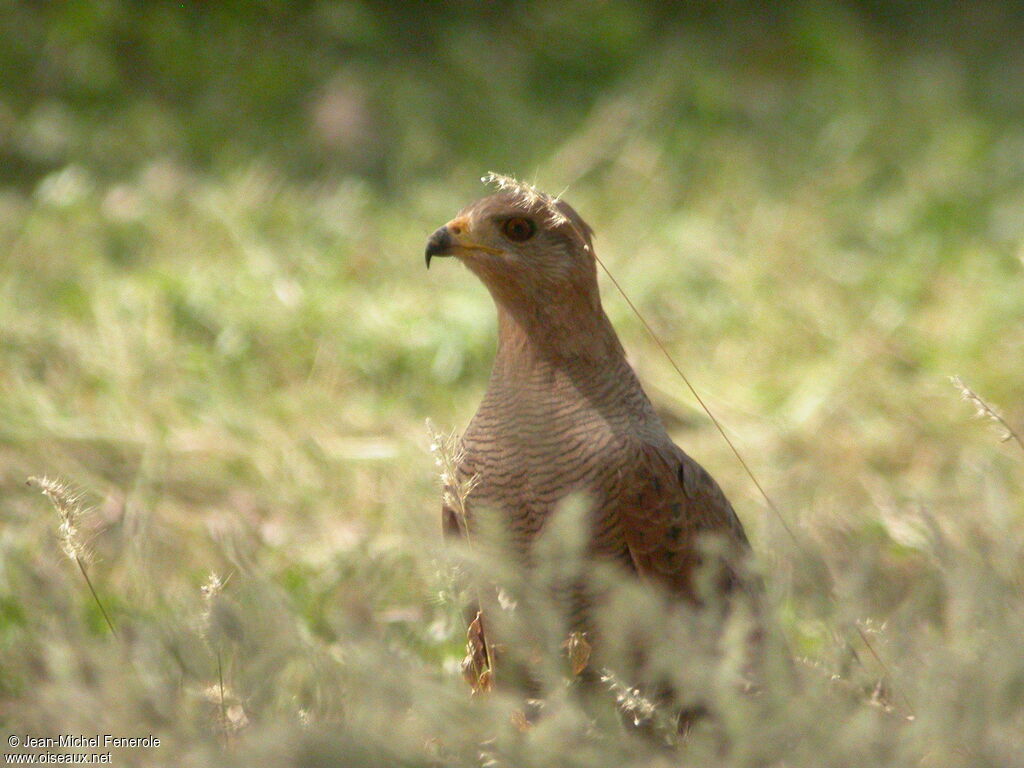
[426,419,479,516]
[481,172,569,227]
[950,375,1022,448]
[28,475,92,562]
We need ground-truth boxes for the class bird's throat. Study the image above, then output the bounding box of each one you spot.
[493,301,625,376]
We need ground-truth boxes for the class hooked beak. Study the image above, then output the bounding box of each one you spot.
[424,226,452,269]
[424,218,502,269]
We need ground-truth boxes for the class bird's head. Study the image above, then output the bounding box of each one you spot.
[425,181,598,314]
[426,177,623,361]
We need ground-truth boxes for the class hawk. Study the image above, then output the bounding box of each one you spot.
[426,177,754,704]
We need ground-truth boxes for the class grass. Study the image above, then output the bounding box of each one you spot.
[2,5,1024,766]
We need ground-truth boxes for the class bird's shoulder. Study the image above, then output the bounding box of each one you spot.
[613,436,750,595]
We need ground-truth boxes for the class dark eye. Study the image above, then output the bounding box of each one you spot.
[501,217,535,242]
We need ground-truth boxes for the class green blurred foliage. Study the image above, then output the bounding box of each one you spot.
[2,1,1022,186]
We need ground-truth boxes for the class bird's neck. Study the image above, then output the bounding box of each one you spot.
[492,299,626,378]
[483,299,662,440]
[473,295,666,448]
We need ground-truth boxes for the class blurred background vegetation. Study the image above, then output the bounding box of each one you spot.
[2,1,1023,765]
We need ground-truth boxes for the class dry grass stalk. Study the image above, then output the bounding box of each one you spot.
[200,572,233,746]
[426,419,495,692]
[951,376,1024,452]
[27,475,118,638]
[427,419,480,528]
[481,172,569,227]
[599,668,662,729]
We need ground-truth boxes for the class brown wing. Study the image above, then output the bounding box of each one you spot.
[617,442,750,602]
